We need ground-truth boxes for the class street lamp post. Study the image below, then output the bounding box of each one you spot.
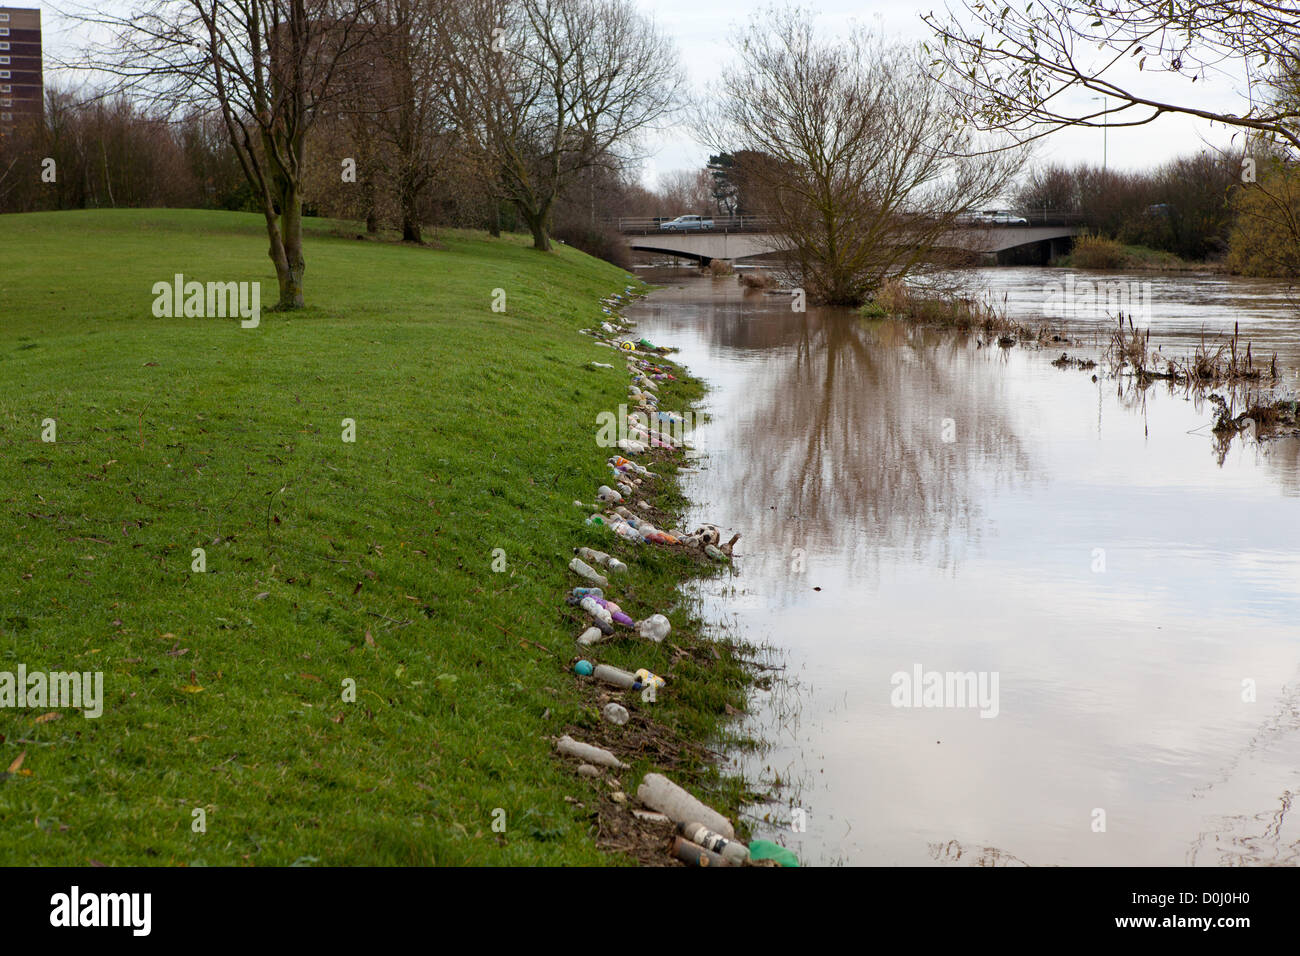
[1092,95,1108,171]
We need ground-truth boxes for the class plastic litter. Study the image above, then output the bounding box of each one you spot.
[591,663,637,689]
[555,735,626,769]
[575,547,627,573]
[596,485,623,504]
[569,557,608,587]
[577,626,607,646]
[633,668,665,691]
[602,702,630,726]
[579,595,613,625]
[671,835,730,867]
[612,521,644,544]
[577,764,602,778]
[637,773,734,839]
[679,822,750,865]
[748,840,800,868]
[636,614,671,643]
[574,659,595,676]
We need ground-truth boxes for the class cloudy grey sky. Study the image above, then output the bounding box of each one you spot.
[30,0,1253,189]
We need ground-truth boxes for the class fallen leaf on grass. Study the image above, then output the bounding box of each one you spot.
[179,685,204,694]
[34,712,62,724]
[364,630,375,647]
[298,672,322,682]
[7,751,25,773]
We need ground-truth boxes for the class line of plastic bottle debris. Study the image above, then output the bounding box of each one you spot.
[549,284,795,867]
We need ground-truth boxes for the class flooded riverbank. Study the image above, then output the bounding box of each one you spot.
[628,268,1300,866]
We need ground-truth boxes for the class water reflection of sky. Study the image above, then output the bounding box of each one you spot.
[631,272,1300,866]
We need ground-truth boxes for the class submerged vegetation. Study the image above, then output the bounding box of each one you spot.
[1105,315,1278,386]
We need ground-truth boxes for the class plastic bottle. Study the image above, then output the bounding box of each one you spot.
[555,735,626,769]
[671,835,730,868]
[633,668,665,690]
[636,614,671,642]
[592,664,637,689]
[637,773,734,839]
[577,627,605,646]
[602,703,630,726]
[571,586,604,600]
[575,547,627,573]
[612,522,643,544]
[569,557,608,587]
[580,595,612,625]
[678,822,750,865]
[596,485,623,503]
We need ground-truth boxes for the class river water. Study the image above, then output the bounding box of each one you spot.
[627,266,1300,867]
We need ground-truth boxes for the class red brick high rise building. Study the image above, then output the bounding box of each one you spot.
[0,7,42,137]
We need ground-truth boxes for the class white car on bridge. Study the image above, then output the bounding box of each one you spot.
[659,215,714,231]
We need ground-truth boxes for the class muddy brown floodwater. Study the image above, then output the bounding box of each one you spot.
[627,267,1300,867]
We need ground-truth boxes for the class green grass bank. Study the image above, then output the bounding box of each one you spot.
[0,209,749,865]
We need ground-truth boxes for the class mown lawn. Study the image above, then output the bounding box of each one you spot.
[0,209,740,865]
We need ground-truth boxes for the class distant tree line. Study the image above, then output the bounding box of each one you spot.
[0,0,683,308]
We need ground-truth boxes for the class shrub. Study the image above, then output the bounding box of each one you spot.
[1226,164,1300,278]
[1070,232,1126,269]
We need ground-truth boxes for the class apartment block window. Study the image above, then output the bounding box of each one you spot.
[0,42,9,50]
[0,71,11,79]
[1,113,12,122]
[0,28,8,36]
[0,85,9,92]
[1,99,10,108]
[0,57,9,65]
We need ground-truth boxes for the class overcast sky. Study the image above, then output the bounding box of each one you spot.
[31,0,1255,192]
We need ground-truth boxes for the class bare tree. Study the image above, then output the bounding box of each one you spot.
[441,0,683,250]
[704,7,1021,306]
[923,2,1300,274]
[922,1,1300,156]
[78,0,378,308]
[657,168,713,216]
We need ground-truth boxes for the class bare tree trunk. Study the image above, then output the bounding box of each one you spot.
[526,212,551,250]
[267,183,306,310]
[362,173,378,234]
[401,205,422,243]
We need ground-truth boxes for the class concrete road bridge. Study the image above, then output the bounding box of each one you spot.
[613,216,1081,266]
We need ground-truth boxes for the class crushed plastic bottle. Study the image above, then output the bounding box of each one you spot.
[611,521,644,544]
[569,557,608,587]
[636,614,671,642]
[596,485,623,503]
[579,595,613,625]
[633,668,666,690]
[577,627,605,647]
